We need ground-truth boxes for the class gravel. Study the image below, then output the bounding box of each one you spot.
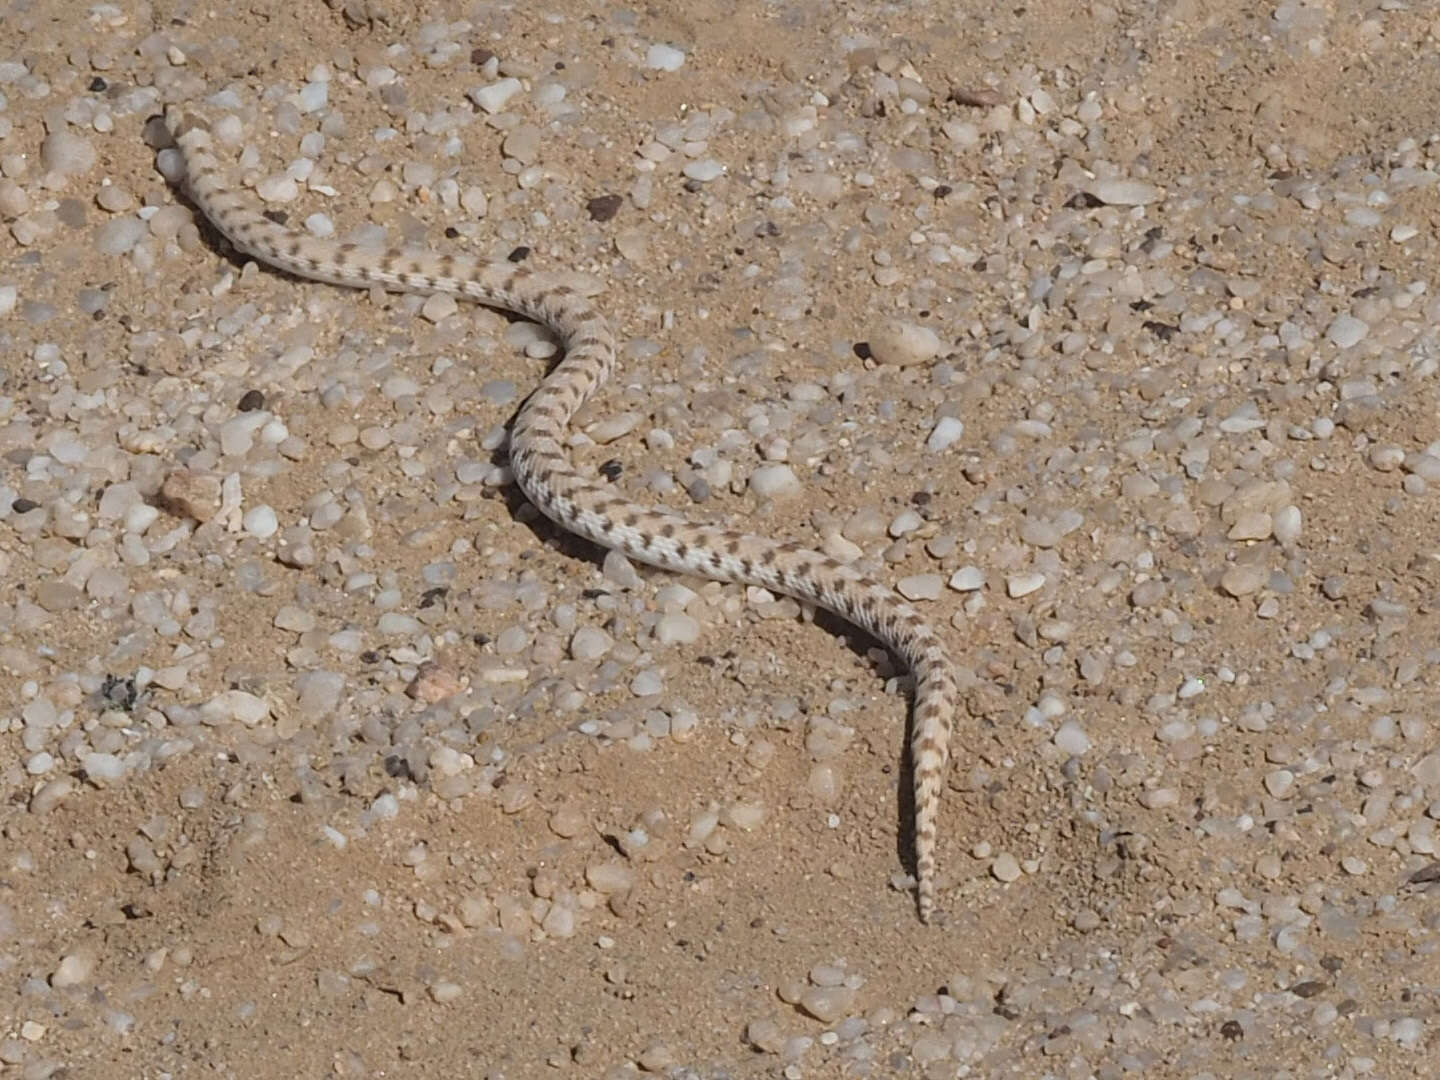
[2,2,1440,1077]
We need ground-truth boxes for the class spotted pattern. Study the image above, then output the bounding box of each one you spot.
[163,106,958,922]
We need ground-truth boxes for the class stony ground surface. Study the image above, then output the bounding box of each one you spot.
[3,0,1440,1077]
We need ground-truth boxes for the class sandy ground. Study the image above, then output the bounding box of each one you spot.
[3,0,1440,1077]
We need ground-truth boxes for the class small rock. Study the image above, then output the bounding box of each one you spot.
[1086,178,1161,206]
[1220,564,1267,597]
[867,321,942,367]
[1326,313,1369,349]
[948,566,985,592]
[749,464,801,498]
[1227,511,1272,541]
[586,194,623,222]
[896,574,942,601]
[645,44,686,71]
[96,216,147,255]
[570,626,614,660]
[407,662,463,702]
[51,952,95,988]
[1265,769,1295,798]
[29,776,76,814]
[799,986,855,1023]
[991,852,1022,882]
[469,78,523,114]
[161,470,222,522]
[502,124,542,164]
[1006,572,1045,598]
[201,690,271,726]
[926,415,964,452]
[81,752,126,787]
[682,159,724,182]
[41,130,97,176]
[1053,721,1091,756]
[586,860,635,894]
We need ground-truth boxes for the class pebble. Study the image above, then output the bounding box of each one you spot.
[1272,505,1302,544]
[654,613,700,645]
[96,217,146,255]
[1219,564,1267,597]
[161,470,222,522]
[0,177,29,216]
[799,987,855,1023]
[586,860,635,894]
[749,464,801,498]
[242,505,279,539]
[570,626,614,660]
[1006,572,1045,598]
[1326,313,1369,349]
[502,125,542,164]
[867,320,942,366]
[1265,769,1295,798]
[948,566,984,592]
[926,415,964,452]
[645,44,686,71]
[896,574,942,600]
[469,78,523,114]
[81,753,126,786]
[256,175,299,203]
[682,159,725,182]
[1086,178,1161,205]
[1053,721,1091,756]
[746,1019,786,1053]
[991,852,1023,882]
[40,130,96,176]
[51,952,95,988]
[29,777,75,815]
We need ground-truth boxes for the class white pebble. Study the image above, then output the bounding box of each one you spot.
[469,78,523,114]
[82,752,127,786]
[749,463,801,498]
[896,574,942,601]
[242,505,279,538]
[1052,721,1091,756]
[799,987,855,1023]
[682,159,725,182]
[1325,313,1369,349]
[50,952,95,988]
[645,44,686,71]
[926,415,964,452]
[41,130,96,176]
[868,320,942,367]
[255,175,299,203]
[297,80,328,112]
[1264,769,1294,798]
[1006,572,1045,598]
[96,217,146,255]
[655,613,700,645]
[1177,676,1206,699]
[1086,178,1160,206]
[586,860,635,894]
[1272,505,1302,544]
[991,852,1022,882]
[948,566,985,592]
[570,626,613,660]
[201,690,271,726]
